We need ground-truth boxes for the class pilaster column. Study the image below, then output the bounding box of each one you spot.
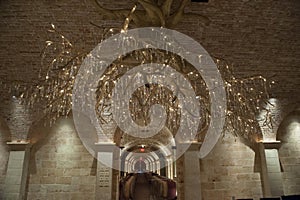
[3,141,31,200]
[94,143,120,200]
[259,141,284,197]
[177,142,202,200]
[166,157,173,179]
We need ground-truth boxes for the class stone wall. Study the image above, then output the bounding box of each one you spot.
[26,118,96,200]
[0,144,8,198]
[0,0,299,199]
[278,110,300,195]
[200,134,262,200]
[0,118,10,198]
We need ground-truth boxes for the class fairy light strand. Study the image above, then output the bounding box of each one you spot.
[6,24,274,143]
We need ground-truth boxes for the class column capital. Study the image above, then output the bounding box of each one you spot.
[177,142,202,151]
[94,142,117,152]
[6,141,32,151]
[174,142,202,155]
[260,141,281,149]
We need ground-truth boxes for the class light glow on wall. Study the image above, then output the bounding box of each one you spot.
[286,119,300,151]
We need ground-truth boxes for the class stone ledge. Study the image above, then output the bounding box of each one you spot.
[6,141,32,151]
[261,141,282,149]
[94,143,117,152]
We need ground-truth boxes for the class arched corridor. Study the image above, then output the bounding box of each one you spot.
[119,171,177,200]
[118,141,178,199]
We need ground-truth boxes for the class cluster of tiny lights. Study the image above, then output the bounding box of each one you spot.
[1,23,275,144]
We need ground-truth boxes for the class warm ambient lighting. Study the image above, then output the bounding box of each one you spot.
[140,145,146,152]
[7,140,30,144]
[257,139,281,143]
[2,4,274,144]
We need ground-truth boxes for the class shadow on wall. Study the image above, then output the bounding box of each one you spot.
[235,130,263,175]
[26,114,97,175]
[25,115,97,199]
[26,115,55,175]
[26,115,79,174]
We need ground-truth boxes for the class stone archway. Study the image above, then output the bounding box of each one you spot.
[277,108,300,195]
[120,144,172,177]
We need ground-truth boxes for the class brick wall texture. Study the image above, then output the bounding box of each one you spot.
[0,0,299,199]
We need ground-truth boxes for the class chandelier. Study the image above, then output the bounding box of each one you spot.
[3,1,275,144]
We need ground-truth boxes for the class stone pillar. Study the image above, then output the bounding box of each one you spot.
[152,161,155,173]
[167,157,173,179]
[177,143,202,200]
[184,143,202,200]
[3,141,31,200]
[172,146,177,179]
[259,141,284,197]
[94,143,120,200]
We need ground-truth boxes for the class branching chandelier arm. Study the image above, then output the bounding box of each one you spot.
[3,0,275,143]
[94,0,210,28]
[5,23,274,143]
